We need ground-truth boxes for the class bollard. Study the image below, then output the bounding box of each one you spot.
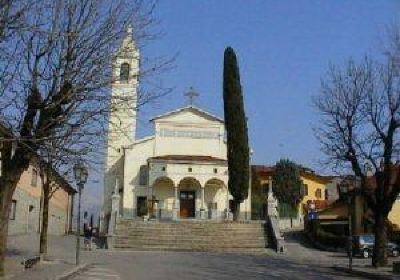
[393,261,400,274]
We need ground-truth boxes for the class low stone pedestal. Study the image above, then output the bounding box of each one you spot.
[106,235,114,250]
[172,208,179,220]
[208,209,218,219]
[393,261,400,274]
[200,209,206,219]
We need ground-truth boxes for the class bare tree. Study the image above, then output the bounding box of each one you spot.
[0,0,172,275]
[314,30,400,266]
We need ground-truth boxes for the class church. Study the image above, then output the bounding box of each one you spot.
[103,28,251,226]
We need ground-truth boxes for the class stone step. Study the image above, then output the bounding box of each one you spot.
[114,233,265,238]
[117,222,265,227]
[116,228,264,234]
[118,222,265,225]
[113,245,268,254]
[114,241,266,248]
[114,237,266,244]
[116,227,265,232]
[113,220,268,253]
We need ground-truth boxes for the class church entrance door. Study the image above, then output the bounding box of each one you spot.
[180,191,195,218]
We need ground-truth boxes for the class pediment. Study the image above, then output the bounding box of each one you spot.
[150,106,224,125]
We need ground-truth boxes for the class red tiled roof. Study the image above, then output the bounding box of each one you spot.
[150,155,226,163]
[365,165,400,190]
[252,164,330,183]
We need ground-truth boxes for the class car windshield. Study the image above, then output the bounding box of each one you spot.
[361,235,375,243]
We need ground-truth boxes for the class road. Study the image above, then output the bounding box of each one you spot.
[69,250,366,280]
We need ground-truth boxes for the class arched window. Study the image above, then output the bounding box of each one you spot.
[120,63,130,82]
[139,165,148,186]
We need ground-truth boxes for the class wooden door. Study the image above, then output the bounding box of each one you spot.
[180,191,195,218]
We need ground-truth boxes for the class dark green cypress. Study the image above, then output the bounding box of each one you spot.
[223,47,249,221]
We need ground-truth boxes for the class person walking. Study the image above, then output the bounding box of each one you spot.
[84,225,93,251]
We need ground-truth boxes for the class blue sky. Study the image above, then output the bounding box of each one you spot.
[84,1,400,213]
[136,1,400,173]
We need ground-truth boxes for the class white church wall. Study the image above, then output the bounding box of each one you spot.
[122,138,155,218]
[153,111,226,159]
[103,28,139,226]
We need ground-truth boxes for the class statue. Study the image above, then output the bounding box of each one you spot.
[267,180,279,217]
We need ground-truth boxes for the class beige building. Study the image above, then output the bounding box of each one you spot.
[103,30,251,226]
[7,157,76,235]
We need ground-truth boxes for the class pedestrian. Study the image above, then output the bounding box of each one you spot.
[84,225,93,251]
[92,227,98,248]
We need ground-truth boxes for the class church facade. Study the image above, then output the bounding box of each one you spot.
[103,29,251,225]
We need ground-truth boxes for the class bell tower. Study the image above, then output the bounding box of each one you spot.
[103,25,139,219]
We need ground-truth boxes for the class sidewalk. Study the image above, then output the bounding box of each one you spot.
[282,229,400,279]
[332,265,397,280]
[4,234,81,280]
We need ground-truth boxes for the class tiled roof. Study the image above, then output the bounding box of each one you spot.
[150,155,226,163]
[252,164,330,183]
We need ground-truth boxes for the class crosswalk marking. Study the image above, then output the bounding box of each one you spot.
[73,265,121,280]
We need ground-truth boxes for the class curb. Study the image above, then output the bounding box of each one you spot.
[332,266,395,280]
[55,263,90,280]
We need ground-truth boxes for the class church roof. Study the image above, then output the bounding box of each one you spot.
[149,155,226,163]
[149,105,224,124]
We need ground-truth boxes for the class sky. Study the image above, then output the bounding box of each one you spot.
[83,1,400,213]
[138,0,400,171]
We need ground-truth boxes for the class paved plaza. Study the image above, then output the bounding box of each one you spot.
[5,232,386,280]
[68,250,368,280]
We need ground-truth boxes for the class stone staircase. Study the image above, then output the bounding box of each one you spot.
[113,220,268,253]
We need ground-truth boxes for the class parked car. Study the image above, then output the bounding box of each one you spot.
[351,234,400,258]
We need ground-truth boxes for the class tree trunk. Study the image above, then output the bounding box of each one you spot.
[232,201,241,221]
[0,176,20,277]
[0,147,31,277]
[372,211,388,267]
[0,188,11,277]
[39,182,50,259]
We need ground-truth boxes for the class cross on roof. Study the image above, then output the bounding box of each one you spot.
[184,87,199,106]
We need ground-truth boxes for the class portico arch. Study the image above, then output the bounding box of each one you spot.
[205,178,227,219]
[178,177,201,218]
[178,176,201,190]
[152,176,175,219]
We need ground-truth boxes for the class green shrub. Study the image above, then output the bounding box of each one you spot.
[278,203,297,218]
[314,227,347,248]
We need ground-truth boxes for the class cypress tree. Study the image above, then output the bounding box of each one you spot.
[223,47,249,221]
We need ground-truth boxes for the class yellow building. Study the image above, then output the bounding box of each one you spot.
[252,165,330,217]
[389,200,400,228]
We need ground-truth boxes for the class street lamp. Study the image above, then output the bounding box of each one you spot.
[339,180,353,271]
[73,161,88,266]
[248,148,253,220]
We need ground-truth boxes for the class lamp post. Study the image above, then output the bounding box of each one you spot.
[248,148,253,220]
[339,181,353,271]
[73,161,88,266]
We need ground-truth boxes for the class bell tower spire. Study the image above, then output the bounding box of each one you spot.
[104,26,140,218]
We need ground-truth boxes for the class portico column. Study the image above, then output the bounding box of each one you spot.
[200,186,206,219]
[132,187,137,218]
[225,187,231,220]
[172,185,179,220]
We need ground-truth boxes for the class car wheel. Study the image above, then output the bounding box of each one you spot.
[362,249,369,258]
[392,249,399,257]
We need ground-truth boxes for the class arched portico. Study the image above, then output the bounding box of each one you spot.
[177,177,201,219]
[205,178,228,219]
[152,176,175,219]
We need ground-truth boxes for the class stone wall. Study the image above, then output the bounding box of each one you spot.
[278,215,303,231]
[8,188,41,234]
[8,188,69,236]
[48,204,68,235]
